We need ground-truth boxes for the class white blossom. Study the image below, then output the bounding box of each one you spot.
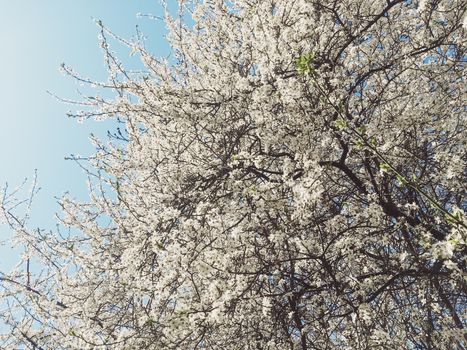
[0,0,466,349]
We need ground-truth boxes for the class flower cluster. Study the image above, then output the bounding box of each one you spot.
[1,0,466,349]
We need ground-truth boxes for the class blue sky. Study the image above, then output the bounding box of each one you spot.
[0,1,171,271]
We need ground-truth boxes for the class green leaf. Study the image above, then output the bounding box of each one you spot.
[356,126,367,135]
[445,211,462,226]
[379,163,390,173]
[335,118,348,130]
[445,213,455,225]
[396,174,407,184]
[296,52,315,75]
[355,139,365,149]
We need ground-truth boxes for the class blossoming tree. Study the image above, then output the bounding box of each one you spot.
[1,0,466,349]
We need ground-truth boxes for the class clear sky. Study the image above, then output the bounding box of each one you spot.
[0,1,171,271]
